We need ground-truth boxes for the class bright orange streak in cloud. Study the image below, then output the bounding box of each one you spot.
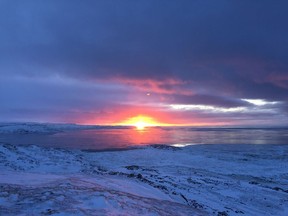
[76,103,231,126]
[117,115,170,129]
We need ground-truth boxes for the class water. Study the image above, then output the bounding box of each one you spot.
[1,127,288,150]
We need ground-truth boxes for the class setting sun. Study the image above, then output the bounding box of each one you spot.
[135,121,146,130]
[118,115,161,130]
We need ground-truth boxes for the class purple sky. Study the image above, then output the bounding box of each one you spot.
[0,0,288,126]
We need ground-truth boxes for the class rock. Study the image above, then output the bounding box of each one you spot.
[125,165,140,170]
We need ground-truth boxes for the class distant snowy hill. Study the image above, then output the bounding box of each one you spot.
[0,122,128,134]
[0,122,80,134]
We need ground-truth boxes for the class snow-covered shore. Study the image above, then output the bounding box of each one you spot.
[0,141,287,215]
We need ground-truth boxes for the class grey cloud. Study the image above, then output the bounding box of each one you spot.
[1,0,288,124]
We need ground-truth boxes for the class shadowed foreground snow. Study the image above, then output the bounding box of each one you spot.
[0,142,287,216]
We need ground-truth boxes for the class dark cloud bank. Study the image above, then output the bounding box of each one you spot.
[0,0,288,125]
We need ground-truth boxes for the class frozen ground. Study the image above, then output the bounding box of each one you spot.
[0,140,288,215]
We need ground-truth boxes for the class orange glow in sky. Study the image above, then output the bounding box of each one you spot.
[118,115,168,130]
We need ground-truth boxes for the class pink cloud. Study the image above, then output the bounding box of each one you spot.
[108,77,193,95]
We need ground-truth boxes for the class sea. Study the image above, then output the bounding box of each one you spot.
[1,126,288,150]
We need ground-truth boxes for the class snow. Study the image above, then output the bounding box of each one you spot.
[0,122,128,134]
[0,124,288,215]
[0,122,85,134]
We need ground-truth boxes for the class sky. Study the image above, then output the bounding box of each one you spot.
[0,0,288,126]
